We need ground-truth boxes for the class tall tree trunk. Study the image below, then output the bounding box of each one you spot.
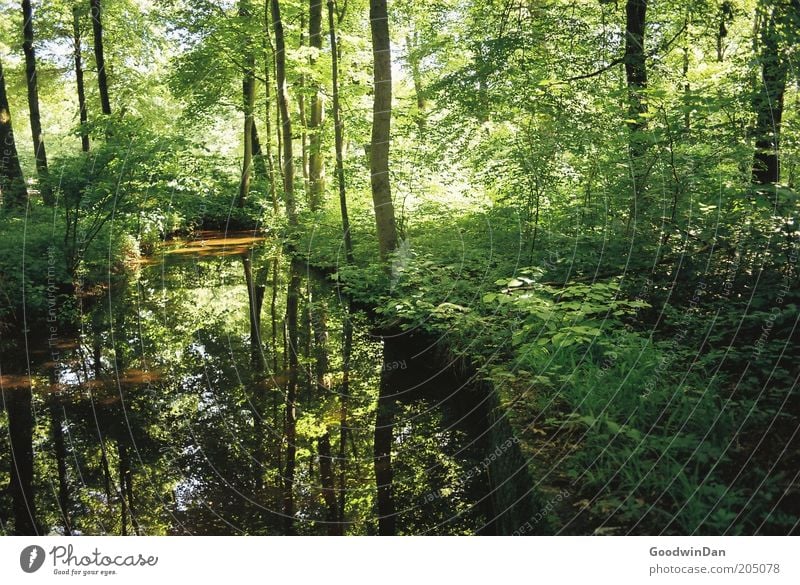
[251,122,268,183]
[717,1,733,62]
[373,367,396,535]
[270,255,282,473]
[0,57,27,210]
[337,305,351,526]
[90,0,112,116]
[282,260,301,533]
[328,0,354,263]
[308,0,325,211]
[318,432,339,534]
[50,401,73,535]
[243,254,266,370]
[5,387,39,535]
[238,0,256,208]
[624,0,648,210]
[263,3,280,214]
[22,0,53,205]
[751,3,788,184]
[73,5,90,152]
[271,0,297,225]
[369,0,399,260]
[243,254,269,491]
[299,13,310,203]
[311,283,340,534]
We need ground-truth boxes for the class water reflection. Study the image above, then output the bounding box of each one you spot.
[1,232,528,535]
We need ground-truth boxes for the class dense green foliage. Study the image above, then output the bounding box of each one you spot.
[0,0,798,535]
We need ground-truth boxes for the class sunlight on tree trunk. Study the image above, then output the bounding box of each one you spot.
[271,0,297,226]
[0,57,27,210]
[22,0,52,206]
[369,0,399,261]
[90,0,112,117]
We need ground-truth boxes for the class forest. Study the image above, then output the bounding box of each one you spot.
[0,0,798,536]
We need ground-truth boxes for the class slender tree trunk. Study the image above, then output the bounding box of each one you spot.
[270,255,282,473]
[369,0,399,260]
[251,122,268,182]
[73,6,90,152]
[308,0,325,211]
[271,0,297,225]
[244,253,268,491]
[318,432,339,534]
[263,3,280,214]
[337,300,352,527]
[5,387,38,535]
[328,1,354,263]
[270,257,280,374]
[50,401,73,535]
[624,0,648,209]
[0,57,27,210]
[243,254,266,369]
[22,0,52,205]
[717,1,733,62]
[89,333,114,510]
[373,367,396,535]
[90,0,112,116]
[282,260,301,533]
[310,283,340,534]
[299,14,310,203]
[238,0,256,208]
[751,3,788,184]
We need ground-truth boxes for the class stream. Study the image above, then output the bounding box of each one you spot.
[0,232,539,535]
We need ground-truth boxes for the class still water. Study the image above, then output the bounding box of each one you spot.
[1,232,533,535]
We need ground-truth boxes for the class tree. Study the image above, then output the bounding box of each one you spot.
[373,369,396,535]
[283,259,301,533]
[5,386,39,534]
[751,0,799,184]
[327,0,353,263]
[307,0,325,211]
[73,5,90,152]
[21,0,53,205]
[271,0,297,225]
[49,398,73,535]
[90,0,112,116]
[0,56,27,209]
[237,0,256,208]
[369,0,399,260]
[310,284,340,534]
[624,0,648,210]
